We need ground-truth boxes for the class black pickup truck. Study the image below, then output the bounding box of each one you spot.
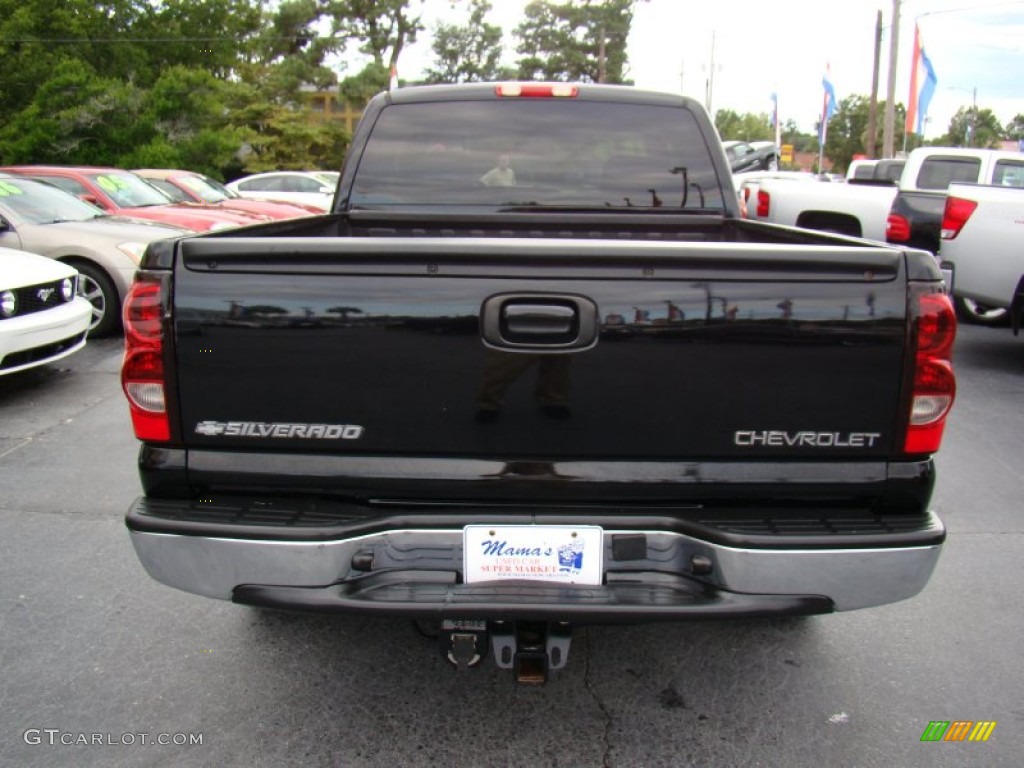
[121,83,956,681]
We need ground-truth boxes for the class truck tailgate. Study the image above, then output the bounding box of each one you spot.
[170,237,908,467]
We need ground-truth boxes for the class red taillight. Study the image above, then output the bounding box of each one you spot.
[905,290,956,455]
[756,189,770,218]
[121,273,170,442]
[887,213,910,242]
[495,83,579,98]
[940,196,978,240]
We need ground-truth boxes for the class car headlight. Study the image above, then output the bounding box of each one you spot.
[117,241,149,263]
[1,290,17,317]
[62,277,75,301]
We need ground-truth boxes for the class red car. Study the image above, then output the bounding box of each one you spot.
[133,169,321,220]
[0,166,269,231]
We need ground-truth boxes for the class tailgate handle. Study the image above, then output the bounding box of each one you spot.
[504,304,574,336]
[481,294,599,352]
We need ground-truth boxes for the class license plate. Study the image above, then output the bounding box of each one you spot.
[463,525,604,586]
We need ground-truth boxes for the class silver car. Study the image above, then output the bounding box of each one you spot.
[0,174,187,336]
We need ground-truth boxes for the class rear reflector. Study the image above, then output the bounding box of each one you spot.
[940,196,978,240]
[122,272,170,442]
[904,290,956,455]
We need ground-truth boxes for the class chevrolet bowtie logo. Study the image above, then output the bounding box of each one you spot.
[37,287,55,303]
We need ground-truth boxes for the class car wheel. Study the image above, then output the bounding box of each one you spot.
[764,155,779,171]
[954,296,1009,326]
[70,261,121,337]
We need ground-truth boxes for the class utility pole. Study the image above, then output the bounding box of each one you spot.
[882,0,901,158]
[867,10,883,157]
[705,30,716,115]
[966,86,977,146]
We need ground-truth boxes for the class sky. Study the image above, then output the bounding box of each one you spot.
[390,0,1024,140]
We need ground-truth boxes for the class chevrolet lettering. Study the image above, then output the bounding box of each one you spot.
[194,421,364,440]
[734,431,883,448]
[122,82,957,683]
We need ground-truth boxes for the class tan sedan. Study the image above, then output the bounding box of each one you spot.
[0,174,187,336]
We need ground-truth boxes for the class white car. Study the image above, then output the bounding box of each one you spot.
[0,174,186,336]
[225,172,337,212]
[0,247,92,375]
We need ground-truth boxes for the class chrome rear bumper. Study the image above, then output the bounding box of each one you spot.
[128,514,943,618]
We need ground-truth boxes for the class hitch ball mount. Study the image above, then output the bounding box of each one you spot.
[439,619,573,684]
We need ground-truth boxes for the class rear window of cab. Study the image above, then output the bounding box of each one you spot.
[351,100,726,211]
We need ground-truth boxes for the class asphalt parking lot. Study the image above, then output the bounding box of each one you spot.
[1,325,1023,767]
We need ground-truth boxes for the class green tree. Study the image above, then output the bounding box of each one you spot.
[127,67,251,176]
[0,58,150,165]
[226,82,349,173]
[0,0,146,115]
[328,0,425,75]
[816,97,906,169]
[141,0,265,79]
[251,0,341,89]
[941,106,1003,148]
[0,0,412,174]
[822,95,870,172]
[514,0,637,84]
[321,0,425,105]
[781,119,815,154]
[336,62,391,107]
[715,110,773,142]
[424,0,509,83]
[235,107,349,172]
[228,0,357,174]
[0,0,316,172]
[1005,113,1024,142]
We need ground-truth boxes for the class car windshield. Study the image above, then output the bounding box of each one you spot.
[86,171,174,207]
[174,174,232,203]
[351,100,726,211]
[0,176,106,224]
[313,172,339,187]
[146,178,191,202]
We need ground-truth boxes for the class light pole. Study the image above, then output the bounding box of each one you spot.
[882,0,901,158]
[948,85,977,146]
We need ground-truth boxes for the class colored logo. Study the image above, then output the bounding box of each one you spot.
[920,721,996,742]
[557,540,585,574]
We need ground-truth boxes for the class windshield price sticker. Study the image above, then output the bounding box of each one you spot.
[463,525,603,586]
[0,180,24,196]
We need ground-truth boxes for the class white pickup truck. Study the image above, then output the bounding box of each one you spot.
[751,148,1024,252]
[743,158,904,241]
[748,175,898,240]
[940,181,1024,331]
